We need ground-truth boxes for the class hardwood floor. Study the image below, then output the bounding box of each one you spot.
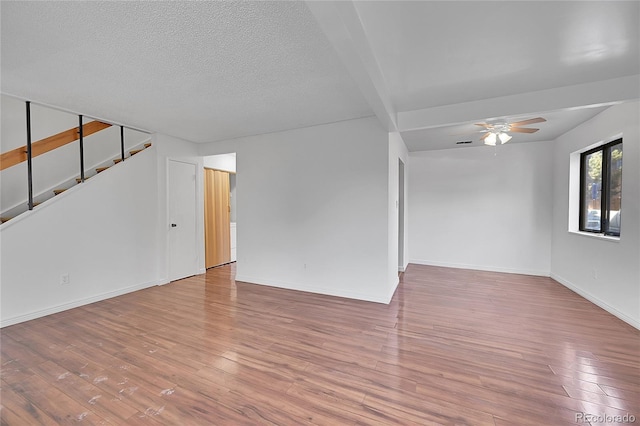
[2,264,638,425]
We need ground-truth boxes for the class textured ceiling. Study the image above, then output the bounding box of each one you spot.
[400,106,610,152]
[354,1,639,112]
[350,0,639,151]
[2,1,638,150]
[1,1,372,143]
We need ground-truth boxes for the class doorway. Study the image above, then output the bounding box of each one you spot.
[204,168,231,268]
[203,153,237,269]
[398,159,405,271]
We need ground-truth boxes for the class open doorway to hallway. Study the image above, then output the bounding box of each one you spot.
[203,153,236,269]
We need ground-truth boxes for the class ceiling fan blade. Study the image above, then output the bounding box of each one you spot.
[480,132,490,140]
[451,130,486,136]
[475,123,493,129]
[510,117,546,127]
[510,127,539,133]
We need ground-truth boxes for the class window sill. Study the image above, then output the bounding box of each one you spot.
[568,230,620,242]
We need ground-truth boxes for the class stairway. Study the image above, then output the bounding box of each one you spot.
[1,142,152,224]
[1,99,156,225]
[54,143,153,197]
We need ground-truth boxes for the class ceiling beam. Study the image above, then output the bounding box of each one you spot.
[306,1,397,131]
[397,75,640,132]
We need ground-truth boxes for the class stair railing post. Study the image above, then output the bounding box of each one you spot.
[26,101,34,210]
[120,126,125,161]
[79,115,85,182]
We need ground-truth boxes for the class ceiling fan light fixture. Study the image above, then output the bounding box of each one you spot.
[484,132,497,146]
[498,132,512,144]
[477,116,545,147]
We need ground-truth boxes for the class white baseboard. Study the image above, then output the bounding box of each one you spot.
[0,279,161,328]
[551,273,640,330]
[234,274,391,304]
[409,258,550,277]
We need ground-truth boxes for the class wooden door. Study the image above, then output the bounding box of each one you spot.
[204,168,231,268]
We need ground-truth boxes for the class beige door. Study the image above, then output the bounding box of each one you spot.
[204,168,231,268]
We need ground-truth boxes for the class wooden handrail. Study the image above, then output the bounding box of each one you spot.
[0,121,111,171]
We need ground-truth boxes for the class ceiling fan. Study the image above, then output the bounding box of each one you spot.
[475,117,546,146]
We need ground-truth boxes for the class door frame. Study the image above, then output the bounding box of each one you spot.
[398,158,405,271]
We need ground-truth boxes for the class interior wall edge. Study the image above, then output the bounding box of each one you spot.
[0,279,161,328]
[234,274,391,305]
[408,259,551,278]
[550,273,640,330]
[385,277,400,304]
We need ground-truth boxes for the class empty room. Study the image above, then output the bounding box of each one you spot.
[1,1,638,424]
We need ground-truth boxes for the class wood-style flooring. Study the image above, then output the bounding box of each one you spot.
[1,264,639,425]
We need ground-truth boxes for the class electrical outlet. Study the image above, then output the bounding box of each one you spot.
[60,273,70,285]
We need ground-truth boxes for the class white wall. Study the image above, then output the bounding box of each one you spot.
[1,111,400,325]
[200,117,395,303]
[0,147,160,326]
[1,95,149,214]
[409,141,553,276]
[550,101,639,328]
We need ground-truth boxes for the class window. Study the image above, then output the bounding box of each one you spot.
[579,138,622,236]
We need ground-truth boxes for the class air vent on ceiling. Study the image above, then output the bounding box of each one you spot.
[456,140,472,145]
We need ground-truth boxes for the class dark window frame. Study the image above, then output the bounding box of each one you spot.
[579,138,622,236]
